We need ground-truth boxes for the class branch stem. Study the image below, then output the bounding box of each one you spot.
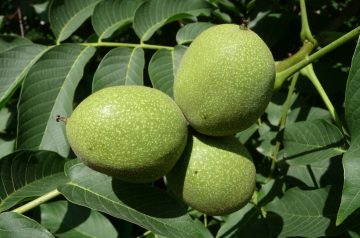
[276,26,360,85]
[301,64,343,129]
[300,0,317,44]
[12,189,61,214]
[81,41,174,50]
[270,73,299,175]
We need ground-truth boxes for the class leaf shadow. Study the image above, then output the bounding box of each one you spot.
[111,179,188,218]
[217,206,271,238]
[324,186,360,236]
[55,202,91,234]
[279,155,343,189]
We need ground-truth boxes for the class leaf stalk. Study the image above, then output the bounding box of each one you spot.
[11,189,61,214]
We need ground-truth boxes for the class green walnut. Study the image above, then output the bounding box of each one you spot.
[174,24,275,136]
[166,133,256,215]
[65,86,188,183]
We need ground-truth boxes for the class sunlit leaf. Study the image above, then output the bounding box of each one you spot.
[92,0,144,40]
[133,0,212,41]
[0,44,47,108]
[49,0,102,43]
[41,200,118,238]
[337,36,360,226]
[92,47,144,92]
[345,36,360,140]
[266,187,334,237]
[17,44,95,157]
[176,22,213,45]
[148,46,186,97]
[337,137,360,225]
[283,119,345,164]
[58,162,212,238]
[0,212,54,238]
[0,151,67,212]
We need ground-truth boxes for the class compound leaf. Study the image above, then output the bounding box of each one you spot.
[92,0,144,40]
[148,45,186,97]
[345,37,360,140]
[0,212,54,238]
[0,35,32,53]
[0,150,67,212]
[49,0,102,43]
[40,200,118,238]
[17,44,95,157]
[266,187,334,237]
[58,162,212,238]
[133,0,211,41]
[92,47,144,92]
[176,22,213,45]
[283,119,345,164]
[0,44,47,108]
[337,136,360,225]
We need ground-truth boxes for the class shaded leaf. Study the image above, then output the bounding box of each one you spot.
[0,212,54,238]
[283,119,345,163]
[0,108,15,158]
[17,44,95,157]
[148,46,186,97]
[0,150,67,212]
[287,106,332,125]
[280,156,342,188]
[40,200,118,238]
[235,123,258,144]
[0,35,32,53]
[344,37,360,140]
[265,187,334,237]
[92,47,144,92]
[0,44,47,108]
[133,0,212,41]
[49,0,102,43]
[176,22,213,45]
[58,162,212,238]
[92,0,144,40]
[337,136,360,225]
[216,203,269,238]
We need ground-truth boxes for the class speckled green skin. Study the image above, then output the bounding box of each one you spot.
[174,24,275,136]
[166,133,256,215]
[66,86,188,183]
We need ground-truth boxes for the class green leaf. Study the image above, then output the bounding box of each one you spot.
[133,0,212,41]
[58,162,212,238]
[0,44,47,108]
[337,136,360,225]
[283,119,345,164]
[148,46,186,97]
[0,35,32,53]
[216,203,269,238]
[0,212,54,238]
[0,108,15,158]
[92,47,144,92]
[49,0,102,43]
[345,37,360,140]
[17,44,95,157]
[40,200,118,238]
[0,150,67,212]
[176,22,213,45]
[281,156,342,188]
[92,0,144,40]
[265,187,334,237]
